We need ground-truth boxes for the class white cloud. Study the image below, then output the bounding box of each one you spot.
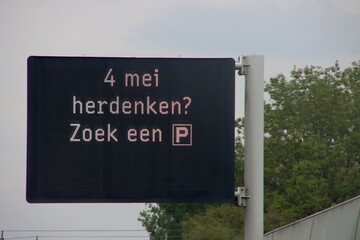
[261,0,360,15]
[183,0,244,8]
[330,0,360,14]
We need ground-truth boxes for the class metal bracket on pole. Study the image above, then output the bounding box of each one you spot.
[235,56,250,76]
[235,187,250,207]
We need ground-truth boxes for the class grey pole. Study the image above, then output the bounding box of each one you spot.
[243,55,264,240]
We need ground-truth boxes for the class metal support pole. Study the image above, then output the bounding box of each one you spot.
[1,230,4,240]
[243,55,264,240]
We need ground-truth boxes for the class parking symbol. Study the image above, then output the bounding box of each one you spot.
[172,124,192,146]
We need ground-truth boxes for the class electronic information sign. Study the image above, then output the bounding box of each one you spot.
[27,56,235,203]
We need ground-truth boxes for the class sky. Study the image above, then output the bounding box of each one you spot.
[0,0,359,239]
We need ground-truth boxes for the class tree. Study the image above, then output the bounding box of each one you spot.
[181,204,244,240]
[264,61,360,229]
[138,203,205,240]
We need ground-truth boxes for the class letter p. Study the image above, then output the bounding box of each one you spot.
[172,124,192,146]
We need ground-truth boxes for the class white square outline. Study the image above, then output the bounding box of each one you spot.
[172,124,192,146]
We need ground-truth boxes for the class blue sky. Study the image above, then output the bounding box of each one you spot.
[0,0,359,238]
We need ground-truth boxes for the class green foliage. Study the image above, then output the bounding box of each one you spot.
[264,61,360,230]
[138,203,167,239]
[270,160,331,221]
[235,118,245,188]
[139,60,360,238]
[181,204,244,240]
[138,203,205,239]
